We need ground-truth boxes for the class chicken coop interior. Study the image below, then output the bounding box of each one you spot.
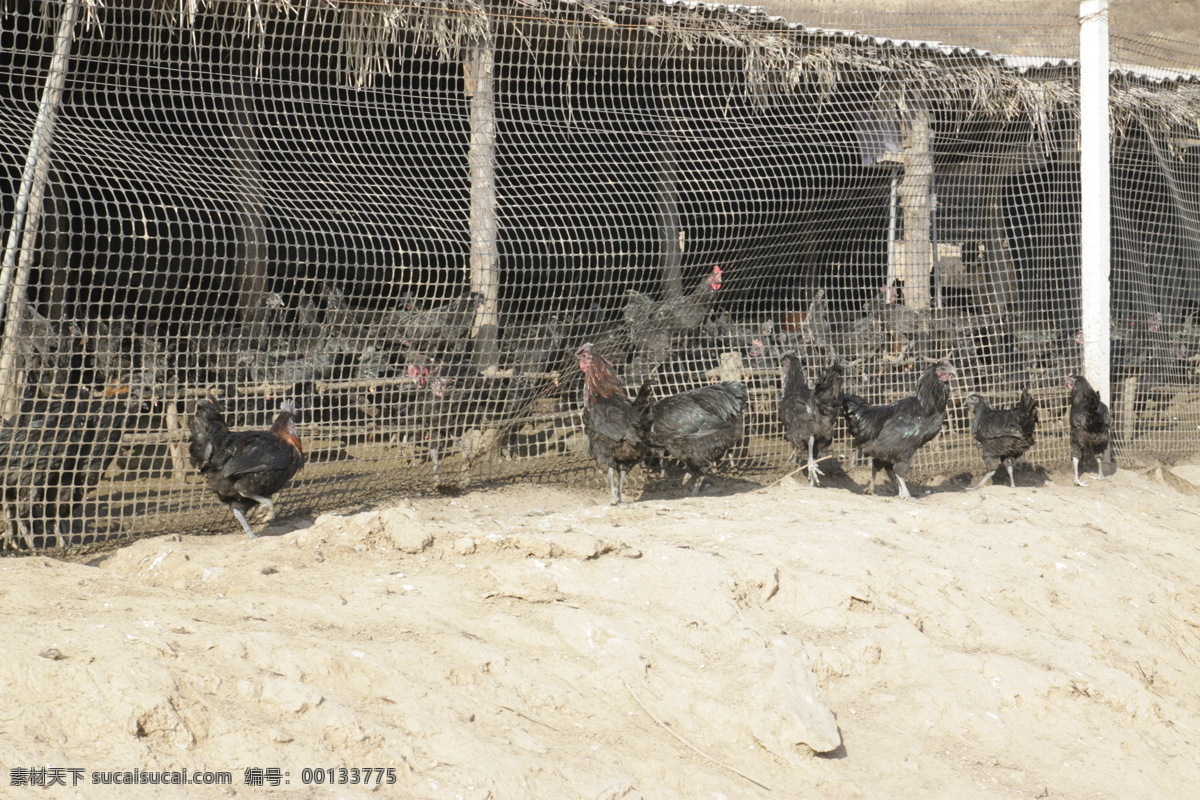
[1,0,1199,550]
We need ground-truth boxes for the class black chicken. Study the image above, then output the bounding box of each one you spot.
[0,376,150,548]
[396,292,486,357]
[624,265,726,376]
[404,360,488,484]
[647,380,747,494]
[1066,373,1112,486]
[624,265,725,338]
[842,361,956,500]
[189,398,304,538]
[964,390,1039,489]
[779,355,844,487]
[575,343,655,505]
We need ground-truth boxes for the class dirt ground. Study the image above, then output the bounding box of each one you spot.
[2,458,1199,800]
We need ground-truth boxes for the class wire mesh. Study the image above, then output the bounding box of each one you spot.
[0,0,1196,550]
[1106,30,1200,462]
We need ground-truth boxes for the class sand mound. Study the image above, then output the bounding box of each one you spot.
[3,466,1199,798]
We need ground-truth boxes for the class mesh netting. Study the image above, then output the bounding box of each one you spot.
[0,0,1197,549]
[1107,32,1200,462]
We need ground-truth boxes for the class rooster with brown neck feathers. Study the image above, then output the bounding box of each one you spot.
[189,398,304,538]
[575,343,655,505]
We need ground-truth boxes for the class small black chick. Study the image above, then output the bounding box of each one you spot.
[964,390,1039,489]
[778,355,844,486]
[1066,373,1112,486]
[189,398,304,538]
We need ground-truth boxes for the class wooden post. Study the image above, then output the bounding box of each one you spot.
[886,166,900,290]
[658,79,684,302]
[0,0,81,421]
[1079,0,1111,404]
[43,189,71,326]
[897,97,933,311]
[165,401,192,483]
[230,74,270,344]
[981,162,1020,312]
[465,28,500,370]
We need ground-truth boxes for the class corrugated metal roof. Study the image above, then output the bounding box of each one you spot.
[663,1,1200,86]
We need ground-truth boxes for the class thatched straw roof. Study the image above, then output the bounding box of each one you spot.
[13,0,1200,144]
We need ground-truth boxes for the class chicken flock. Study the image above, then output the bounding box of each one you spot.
[574,344,1113,506]
[175,271,1118,533]
[0,265,1130,542]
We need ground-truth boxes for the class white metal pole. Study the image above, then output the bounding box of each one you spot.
[886,166,898,292]
[1079,0,1111,403]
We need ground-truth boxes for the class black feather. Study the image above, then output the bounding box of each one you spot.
[778,355,843,484]
[0,388,143,546]
[1068,374,1111,468]
[841,361,954,497]
[189,398,304,536]
[965,390,1039,483]
[576,343,655,503]
[648,381,747,490]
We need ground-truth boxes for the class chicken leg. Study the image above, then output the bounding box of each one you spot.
[864,460,879,496]
[230,506,258,539]
[887,465,916,501]
[248,494,276,521]
[607,467,620,505]
[1073,456,1087,487]
[970,470,997,490]
[805,435,824,487]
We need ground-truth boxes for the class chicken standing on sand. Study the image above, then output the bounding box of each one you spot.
[189,397,304,538]
[778,355,844,487]
[1066,373,1112,486]
[575,343,656,505]
[647,380,747,495]
[841,361,956,500]
[964,390,1039,489]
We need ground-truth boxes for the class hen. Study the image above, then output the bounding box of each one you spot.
[403,360,495,486]
[396,291,486,357]
[624,265,725,375]
[778,355,844,486]
[0,376,150,548]
[624,265,725,337]
[648,380,747,494]
[189,398,304,538]
[575,343,655,504]
[842,361,956,500]
[1066,373,1112,486]
[964,390,1039,488]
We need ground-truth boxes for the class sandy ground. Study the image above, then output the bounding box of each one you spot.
[2,461,1200,800]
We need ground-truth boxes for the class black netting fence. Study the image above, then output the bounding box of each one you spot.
[0,0,1197,549]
